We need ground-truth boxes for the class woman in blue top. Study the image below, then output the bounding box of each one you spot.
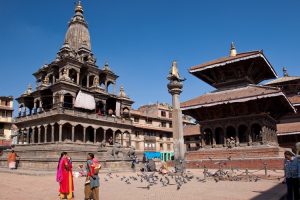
[284,151,299,200]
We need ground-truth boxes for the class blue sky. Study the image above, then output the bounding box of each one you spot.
[0,0,300,113]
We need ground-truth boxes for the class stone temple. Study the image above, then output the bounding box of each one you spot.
[0,2,195,170]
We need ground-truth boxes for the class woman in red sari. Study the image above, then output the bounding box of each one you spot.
[56,152,74,200]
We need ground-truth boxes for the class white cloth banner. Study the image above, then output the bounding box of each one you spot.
[74,90,96,110]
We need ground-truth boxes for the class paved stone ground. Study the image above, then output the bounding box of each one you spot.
[0,168,286,200]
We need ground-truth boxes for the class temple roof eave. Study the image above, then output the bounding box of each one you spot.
[189,51,278,86]
[190,51,277,76]
[265,76,300,86]
[181,85,296,115]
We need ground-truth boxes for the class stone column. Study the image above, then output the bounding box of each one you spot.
[167,61,185,173]
[59,124,62,142]
[83,126,86,143]
[44,125,48,143]
[121,132,124,146]
[103,129,107,142]
[71,125,75,142]
[37,126,41,143]
[94,129,97,143]
[87,75,90,87]
[51,123,55,143]
[31,128,35,144]
[76,72,80,85]
[26,128,30,144]
[113,131,115,145]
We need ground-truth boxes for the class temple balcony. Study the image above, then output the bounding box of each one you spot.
[15,108,132,125]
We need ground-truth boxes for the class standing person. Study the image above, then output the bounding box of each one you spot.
[7,150,17,169]
[283,151,300,200]
[56,152,74,200]
[85,153,100,200]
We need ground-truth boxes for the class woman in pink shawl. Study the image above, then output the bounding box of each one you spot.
[56,152,74,200]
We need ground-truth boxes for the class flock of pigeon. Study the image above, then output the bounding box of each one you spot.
[102,169,255,191]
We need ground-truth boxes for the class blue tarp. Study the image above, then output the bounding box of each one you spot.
[144,152,161,160]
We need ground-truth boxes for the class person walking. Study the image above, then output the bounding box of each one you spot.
[283,150,300,200]
[84,153,100,200]
[56,152,74,200]
[7,150,17,169]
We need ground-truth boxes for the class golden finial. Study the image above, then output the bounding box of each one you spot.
[230,42,237,57]
[283,67,289,77]
[75,1,83,13]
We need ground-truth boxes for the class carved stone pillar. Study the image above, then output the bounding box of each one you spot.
[31,128,35,144]
[76,72,80,85]
[71,125,75,142]
[51,123,55,143]
[44,125,48,143]
[94,129,97,143]
[87,75,90,87]
[37,126,41,143]
[103,129,107,142]
[113,131,115,145]
[59,124,62,142]
[83,126,86,143]
[26,128,30,144]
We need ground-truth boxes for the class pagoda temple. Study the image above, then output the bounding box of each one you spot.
[265,67,300,150]
[181,43,295,169]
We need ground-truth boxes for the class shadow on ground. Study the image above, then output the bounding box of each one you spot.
[251,182,286,200]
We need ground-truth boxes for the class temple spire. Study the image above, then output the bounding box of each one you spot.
[230,42,237,57]
[64,1,91,51]
[283,67,289,77]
